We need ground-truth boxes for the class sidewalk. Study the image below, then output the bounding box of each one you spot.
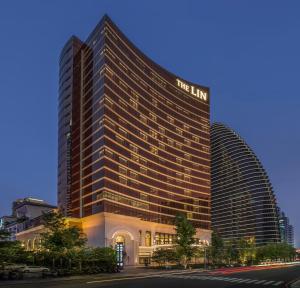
[0,267,204,286]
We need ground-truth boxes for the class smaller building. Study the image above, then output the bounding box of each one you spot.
[278,208,295,247]
[16,216,82,251]
[0,197,56,241]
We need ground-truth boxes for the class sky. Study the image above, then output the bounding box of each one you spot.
[0,0,299,246]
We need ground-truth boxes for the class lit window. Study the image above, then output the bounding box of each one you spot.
[150,130,158,139]
[158,126,165,134]
[167,116,174,124]
[192,135,200,143]
[176,128,183,135]
[150,146,158,155]
[131,153,140,162]
[149,113,157,121]
[140,115,147,124]
[184,153,191,160]
[184,139,191,146]
[167,138,174,146]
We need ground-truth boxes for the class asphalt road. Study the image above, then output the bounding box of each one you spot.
[2,265,300,288]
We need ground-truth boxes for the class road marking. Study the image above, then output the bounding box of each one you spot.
[263,281,275,285]
[256,280,268,284]
[273,281,284,286]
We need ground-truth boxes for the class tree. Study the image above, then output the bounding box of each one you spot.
[209,231,224,266]
[0,229,11,241]
[41,211,87,254]
[152,249,178,267]
[174,214,196,269]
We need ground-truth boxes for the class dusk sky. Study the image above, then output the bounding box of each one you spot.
[0,0,299,246]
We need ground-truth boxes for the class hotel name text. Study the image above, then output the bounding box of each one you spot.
[176,79,208,102]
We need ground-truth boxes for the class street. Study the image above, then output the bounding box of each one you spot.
[1,265,300,288]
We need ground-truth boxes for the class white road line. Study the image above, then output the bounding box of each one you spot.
[256,280,268,284]
[263,281,275,285]
[244,279,258,283]
[273,281,284,286]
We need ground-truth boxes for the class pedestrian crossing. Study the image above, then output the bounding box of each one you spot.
[158,273,284,286]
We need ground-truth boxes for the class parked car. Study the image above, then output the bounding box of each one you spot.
[20,266,50,273]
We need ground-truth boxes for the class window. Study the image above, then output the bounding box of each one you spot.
[140,193,148,201]
[140,158,147,165]
[149,113,157,121]
[175,142,182,149]
[167,138,174,146]
[202,146,209,153]
[184,139,191,146]
[130,171,138,179]
[184,153,191,160]
[140,167,147,174]
[167,116,174,124]
[150,146,158,155]
[192,135,200,143]
[184,175,191,182]
[158,142,165,150]
[119,176,127,185]
[140,115,147,124]
[152,98,158,107]
[119,157,127,166]
[150,130,157,139]
[176,128,183,136]
[119,99,127,109]
[131,153,140,162]
[105,149,114,158]
[176,158,182,164]
[119,128,127,137]
[119,167,127,175]
[105,97,113,108]
[158,126,165,134]
[129,144,138,153]
[116,135,124,145]
[105,119,115,129]
[140,132,148,140]
[130,98,138,109]
[183,124,190,131]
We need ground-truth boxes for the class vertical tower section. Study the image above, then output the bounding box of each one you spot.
[58,36,82,216]
[211,123,280,245]
[58,15,211,233]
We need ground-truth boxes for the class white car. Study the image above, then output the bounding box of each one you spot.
[20,266,50,273]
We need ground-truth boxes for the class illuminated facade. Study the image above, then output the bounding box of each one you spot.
[211,123,280,246]
[58,15,211,265]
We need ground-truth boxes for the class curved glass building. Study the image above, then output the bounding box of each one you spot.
[211,123,280,245]
[58,15,211,265]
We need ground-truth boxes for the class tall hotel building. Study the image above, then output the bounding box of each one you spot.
[211,123,280,246]
[58,15,211,265]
